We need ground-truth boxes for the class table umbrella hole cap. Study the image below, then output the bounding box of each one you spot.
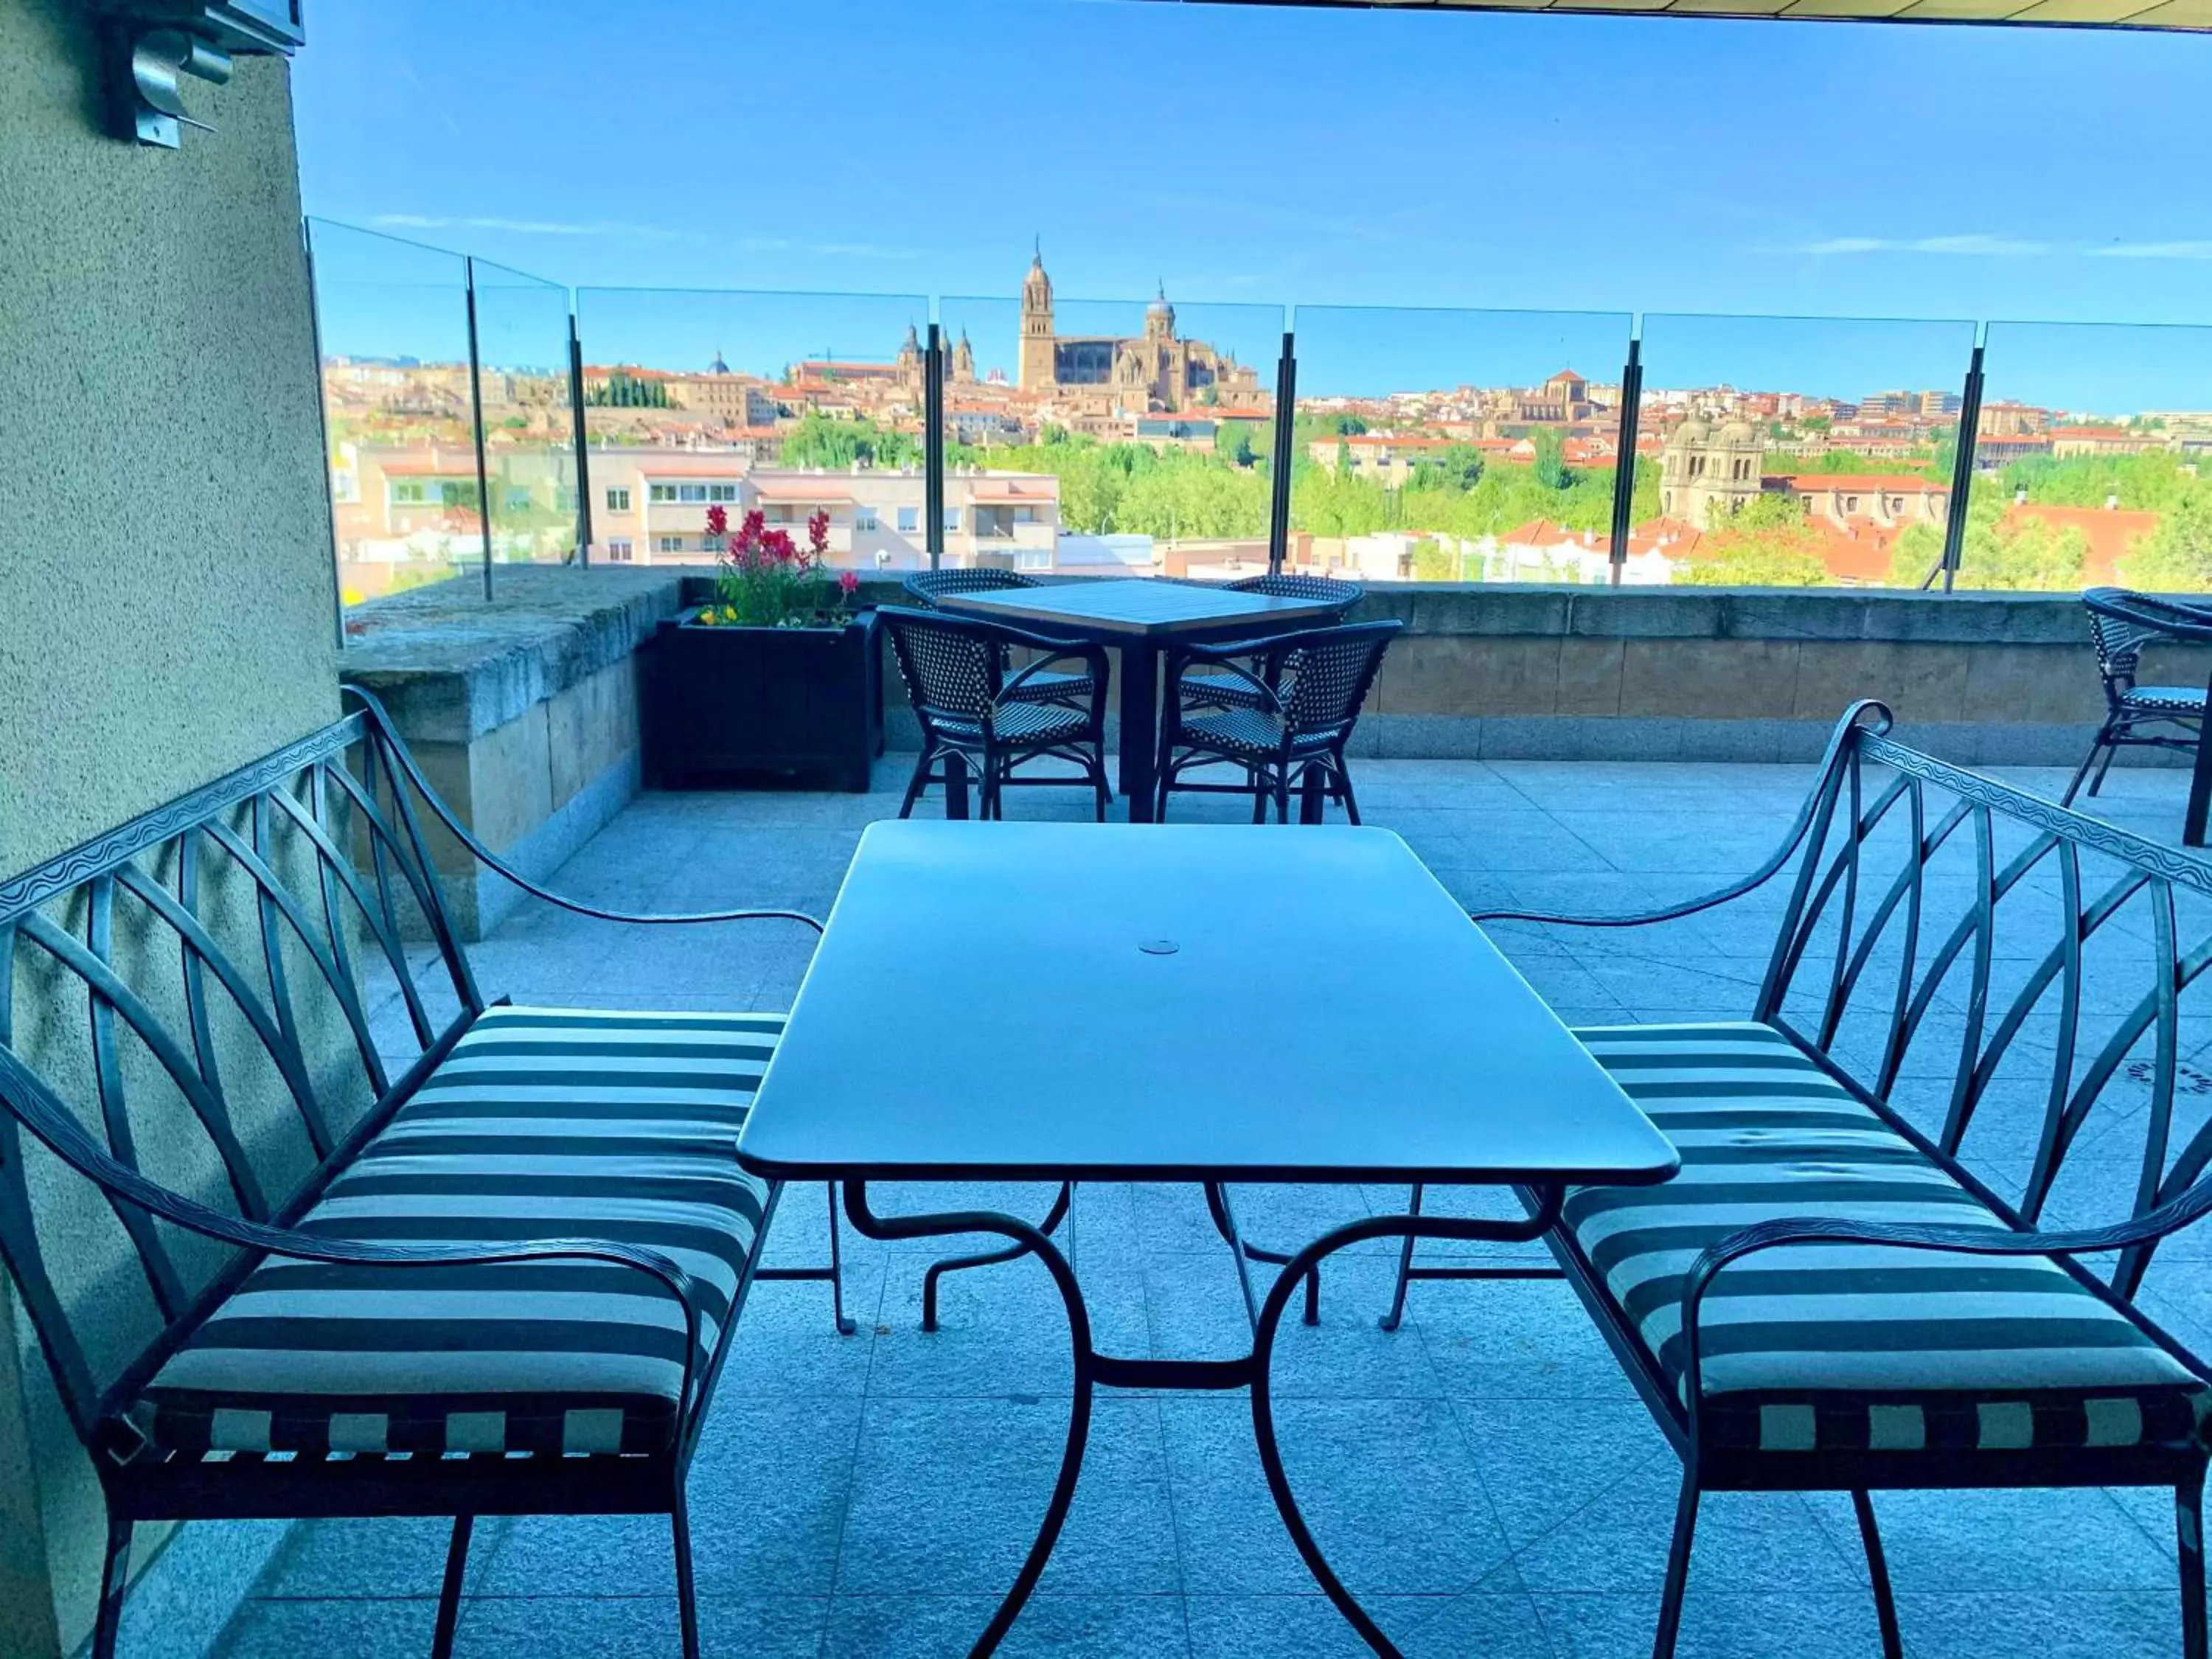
[1140,939,1180,956]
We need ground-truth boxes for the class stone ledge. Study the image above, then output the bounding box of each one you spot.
[343,567,685,743]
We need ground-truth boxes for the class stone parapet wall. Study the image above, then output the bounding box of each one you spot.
[345,572,2197,908]
[344,568,685,936]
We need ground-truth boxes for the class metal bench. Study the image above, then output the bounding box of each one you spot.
[0,687,849,1659]
[1384,700,2212,1659]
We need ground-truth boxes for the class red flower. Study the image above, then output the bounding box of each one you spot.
[762,528,796,564]
[705,504,728,537]
[807,509,831,555]
[837,570,861,598]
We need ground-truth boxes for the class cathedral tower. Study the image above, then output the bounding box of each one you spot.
[1019,245,1056,391]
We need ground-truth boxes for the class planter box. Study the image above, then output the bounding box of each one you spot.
[641,608,881,791]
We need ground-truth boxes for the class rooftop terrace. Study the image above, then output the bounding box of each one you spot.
[116,754,2212,1659]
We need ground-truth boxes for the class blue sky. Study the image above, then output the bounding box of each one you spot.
[293,0,2212,411]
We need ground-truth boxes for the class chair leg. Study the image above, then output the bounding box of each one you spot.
[1248,766,1268,824]
[898,751,933,819]
[90,1514,131,1659]
[431,1514,473,1659]
[1652,1469,1700,1659]
[2090,735,2122,798]
[1335,754,1362,827]
[1851,1489,1905,1659]
[1378,1181,1425,1332]
[2180,1471,2208,1659]
[824,1179,858,1335]
[1273,771,1291,824]
[672,1490,702,1659]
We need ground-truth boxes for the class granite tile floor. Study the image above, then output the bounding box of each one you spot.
[145,748,2212,1659]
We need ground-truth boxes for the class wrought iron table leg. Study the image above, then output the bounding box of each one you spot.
[2187,666,2212,846]
[846,1181,1095,1658]
[1248,1188,1565,1658]
[922,1180,1074,1332]
[1204,1180,1319,1325]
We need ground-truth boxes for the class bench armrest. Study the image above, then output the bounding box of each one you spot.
[0,1048,714,1426]
[342,685,821,934]
[1675,1181,2212,1406]
[1471,700,1890,933]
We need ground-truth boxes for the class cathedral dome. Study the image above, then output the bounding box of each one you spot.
[1674,417,1712,445]
[1146,283,1175,334]
[1717,415,1758,445]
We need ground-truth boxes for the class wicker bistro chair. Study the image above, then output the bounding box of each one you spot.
[1175,572,1366,714]
[1155,619,1400,825]
[880,605,1113,821]
[900,568,1096,712]
[2063,586,2212,807]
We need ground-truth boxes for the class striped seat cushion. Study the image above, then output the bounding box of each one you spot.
[1566,1022,2209,1458]
[131,1007,782,1459]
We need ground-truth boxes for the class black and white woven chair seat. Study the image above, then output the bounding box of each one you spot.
[2120,685,2208,715]
[1566,1021,2211,1460]
[928,699,1095,748]
[131,1006,782,1458]
[1176,707,1338,760]
[900,568,1093,707]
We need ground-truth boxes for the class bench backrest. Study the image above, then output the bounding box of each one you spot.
[1753,701,2212,1298]
[0,699,481,1444]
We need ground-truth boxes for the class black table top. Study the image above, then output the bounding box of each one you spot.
[736,822,1680,1186]
[935,579,1341,639]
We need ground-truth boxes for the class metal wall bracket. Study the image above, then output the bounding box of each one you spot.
[128,27,232,147]
[100,3,306,148]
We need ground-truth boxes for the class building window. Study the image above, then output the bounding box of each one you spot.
[648,483,733,505]
[606,487,631,512]
[1844,495,1860,513]
[607,538,634,563]
[855,507,879,531]
[897,506,919,533]
[1014,548,1052,571]
[504,487,531,512]
[556,487,577,512]
[658,535,685,554]
[944,508,962,532]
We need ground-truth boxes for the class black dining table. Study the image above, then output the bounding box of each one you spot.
[931,577,1346,821]
[736,820,1679,1658]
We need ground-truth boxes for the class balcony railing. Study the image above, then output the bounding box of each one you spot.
[310,216,2212,618]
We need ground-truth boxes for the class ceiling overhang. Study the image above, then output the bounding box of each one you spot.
[1134,0,2212,33]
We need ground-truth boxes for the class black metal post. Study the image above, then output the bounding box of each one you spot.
[1938,341,1986,596]
[302,218,346,650]
[925,322,946,570]
[463,257,494,600]
[1607,335,1644,589]
[1269,330,1296,574]
[567,315,593,567]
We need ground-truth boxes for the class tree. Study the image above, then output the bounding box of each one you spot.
[1531,426,1568,492]
[1885,493,2089,591]
[778,412,917,470]
[1677,539,1829,586]
[2124,481,2212,589]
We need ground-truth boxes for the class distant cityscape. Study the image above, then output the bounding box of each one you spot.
[319,254,2212,602]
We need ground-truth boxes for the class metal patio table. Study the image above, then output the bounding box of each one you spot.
[736,820,1679,1658]
[931,578,1344,821]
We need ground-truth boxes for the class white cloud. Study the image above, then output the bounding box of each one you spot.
[737,236,917,262]
[1792,233,2050,257]
[2088,241,2212,260]
[370,212,685,240]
